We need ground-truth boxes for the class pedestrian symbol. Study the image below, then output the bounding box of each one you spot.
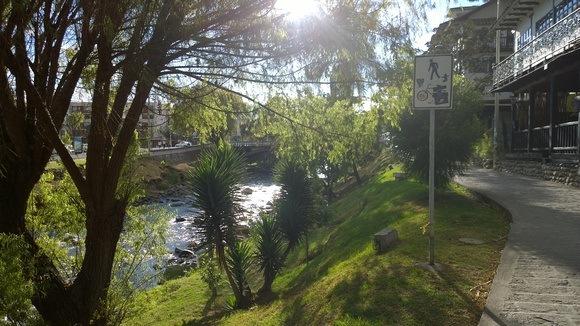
[413,55,453,109]
[428,59,440,80]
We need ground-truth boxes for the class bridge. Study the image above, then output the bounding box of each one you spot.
[148,141,272,161]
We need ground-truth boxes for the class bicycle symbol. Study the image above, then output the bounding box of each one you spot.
[416,84,449,105]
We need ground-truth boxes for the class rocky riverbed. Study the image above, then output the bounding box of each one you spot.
[141,173,279,275]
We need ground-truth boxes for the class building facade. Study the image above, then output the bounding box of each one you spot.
[493,0,580,161]
[65,101,170,149]
[429,2,514,133]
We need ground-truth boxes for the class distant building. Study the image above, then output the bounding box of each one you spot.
[429,1,514,133]
[64,101,170,148]
[136,102,170,148]
[492,0,580,161]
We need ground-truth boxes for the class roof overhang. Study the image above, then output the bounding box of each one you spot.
[493,0,540,29]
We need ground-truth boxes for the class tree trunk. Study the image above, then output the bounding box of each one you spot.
[0,161,84,324]
[353,162,362,185]
[258,274,275,294]
[70,200,126,325]
[217,242,247,309]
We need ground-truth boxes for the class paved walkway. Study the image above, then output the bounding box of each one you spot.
[455,169,580,326]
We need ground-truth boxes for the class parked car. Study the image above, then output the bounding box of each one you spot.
[175,141,192,147]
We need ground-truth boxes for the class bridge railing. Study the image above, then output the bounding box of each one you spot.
[231,141,271,147]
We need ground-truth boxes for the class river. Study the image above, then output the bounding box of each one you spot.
[158,175,280,257]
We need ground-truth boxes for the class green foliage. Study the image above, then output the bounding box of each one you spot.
[63,111,86,142]
[117,131,147,202]
[474,130,494,160]
[188,145,249,307]
[253,214,285,293]
[189,145,248,252]
[170,85,249,144]
[429,19,495,83]
[225,242,254,308]
[371,46,416,130]
[255,90,377,197]
[386,75,484,187]
[273,159,315,255]
[23,134,170,324]
[26,172,86,280]
[97,204,172,324]
[0,235,38,325]
[198,256,223,296]
[272,158,331,270]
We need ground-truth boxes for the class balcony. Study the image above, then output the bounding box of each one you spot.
[493,7,580,89]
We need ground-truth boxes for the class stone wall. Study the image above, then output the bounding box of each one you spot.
[496,160,580,188]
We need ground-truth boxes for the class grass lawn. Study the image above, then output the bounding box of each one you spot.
[46,158,86,170]
[125,166,509,326]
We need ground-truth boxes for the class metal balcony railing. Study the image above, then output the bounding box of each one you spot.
[493,8,580,88]
[511,121,579,154]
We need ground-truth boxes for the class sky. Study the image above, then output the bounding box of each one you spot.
[415,0,487,51]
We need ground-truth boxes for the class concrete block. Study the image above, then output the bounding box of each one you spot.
[374,227,398,254]
[393,172,407,181]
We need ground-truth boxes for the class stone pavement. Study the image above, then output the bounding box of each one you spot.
[455,169,580,326]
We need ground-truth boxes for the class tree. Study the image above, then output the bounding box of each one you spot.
[255,91,377,199]
[0,234,38,324]
[188,145,249,308]
[253,214,285,294]
[385,75,484,187]
[170,84,248,144]
[64,111,87,142]
[0,0,435,323]
[297,0,435,103]
[428,8,496,85]
[0,1,299,323]
[224,241,254,308]
[22,134,170,324]
[273,159,316,260]
[325,102,378,185]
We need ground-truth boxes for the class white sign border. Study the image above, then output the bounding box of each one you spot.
[413,54,453,110]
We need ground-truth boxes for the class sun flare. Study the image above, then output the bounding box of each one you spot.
[276,0,319,20]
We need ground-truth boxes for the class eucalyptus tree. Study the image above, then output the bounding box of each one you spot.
[0,0,435,323]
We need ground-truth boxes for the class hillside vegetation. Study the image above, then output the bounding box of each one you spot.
[126,155,509,325]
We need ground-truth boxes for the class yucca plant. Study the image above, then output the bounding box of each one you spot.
[253,214,285,294]
[273,159,315,259]
[188,145,248,307]
[225,241,254,308]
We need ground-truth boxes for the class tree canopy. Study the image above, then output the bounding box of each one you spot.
[0,0,435,323]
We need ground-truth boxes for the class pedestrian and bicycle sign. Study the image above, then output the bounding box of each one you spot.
[412,54,453,267]
[413,55,453,109]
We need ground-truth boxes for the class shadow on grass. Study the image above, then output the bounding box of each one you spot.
[201,292,217,315]
[179,173,504,325]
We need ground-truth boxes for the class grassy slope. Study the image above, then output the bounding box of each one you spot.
[126,161,509,326]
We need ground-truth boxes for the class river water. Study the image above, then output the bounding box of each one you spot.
[159,175,280,255]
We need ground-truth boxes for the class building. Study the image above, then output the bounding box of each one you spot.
[429,1,514,133]
[64,101,171,149]
[492,0,580,161]
[136,101,171,148]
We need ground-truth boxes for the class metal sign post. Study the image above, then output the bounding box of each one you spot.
[413,54,453,266]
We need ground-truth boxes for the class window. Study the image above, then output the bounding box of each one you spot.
[555,0,580,22]
[518,28,532,47]
[535,10,553,35]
